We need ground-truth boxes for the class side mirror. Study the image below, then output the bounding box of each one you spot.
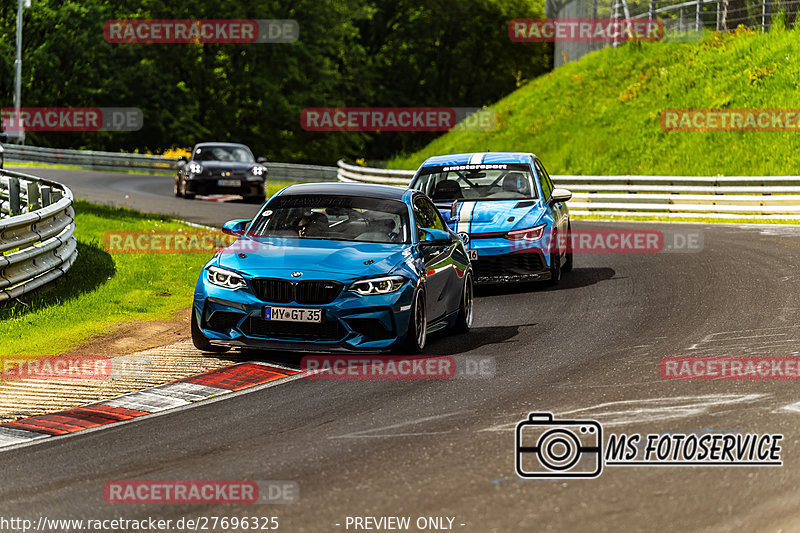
[419,227,454,245]
[550,188,572,204]
[257,157,268,164]
[221,219,250,237]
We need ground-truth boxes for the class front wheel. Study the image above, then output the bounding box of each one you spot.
[454,272,474,333]
[174,176,183,197]
[400,289,427,354]
[191,310,230,353]
[548,243,562,286]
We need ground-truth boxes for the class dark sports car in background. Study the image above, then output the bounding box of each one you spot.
[192,182,474,354]
[175,142,268,203]
[410,152,573,285]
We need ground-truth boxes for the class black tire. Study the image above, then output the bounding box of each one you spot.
[563,222,574,273]
[400,289,426,354]
[191,310,230,353]
[454,272,474,333]
[174,175,183,197]
[548,233,562,286]
[180,177,196,200]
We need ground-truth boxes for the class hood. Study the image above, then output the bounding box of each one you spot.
[214,237,411,281]
[437,200,546,234]
[194,160,258,173]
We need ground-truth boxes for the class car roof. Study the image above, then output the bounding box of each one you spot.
[193,142,252,150]
[420,152,535,167]
[278,182,411,201]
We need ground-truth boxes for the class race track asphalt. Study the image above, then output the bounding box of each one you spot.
[2,165,800,532]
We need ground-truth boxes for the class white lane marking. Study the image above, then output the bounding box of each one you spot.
[0,427,50,446]
[0,365,307,453]
[469,153,485,165]
[778,402,800,414]
[329,412,465,439]
[147,382,229,402]
[480,394,770,432]
[103,390,192,413]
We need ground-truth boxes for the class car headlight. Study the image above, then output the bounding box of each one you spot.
[505,224,546,241]
[207,266,247,289]
[348,275,406,296]
[189,162,203,174]
[250,165,266,176]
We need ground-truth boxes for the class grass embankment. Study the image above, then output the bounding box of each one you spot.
[388,28,800,176]
[0,180,300,357]
[0,201,211,356]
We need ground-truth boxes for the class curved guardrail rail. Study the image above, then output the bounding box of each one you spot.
[337,160,800,220]
[0,169,77,302]
[2,144,338,182]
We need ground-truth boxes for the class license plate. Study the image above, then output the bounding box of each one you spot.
[264,307,322,323]
[218,179,241,187]
[467,250,478,261]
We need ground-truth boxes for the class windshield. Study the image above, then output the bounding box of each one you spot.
[411,163,538,201]
[193,145,254,163]
[249,195,410,244]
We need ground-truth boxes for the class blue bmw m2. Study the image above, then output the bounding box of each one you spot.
[192,183,473,354]
[409,152,573,284]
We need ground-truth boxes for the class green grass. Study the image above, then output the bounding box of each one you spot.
[0,200,214,357]
[388,27,800,176]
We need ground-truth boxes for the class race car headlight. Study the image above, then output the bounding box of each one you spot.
[349,275,406,296]
[250,165,266,176]
[505,224,546,241]
[189,162,203,174]
[207,266,247,289]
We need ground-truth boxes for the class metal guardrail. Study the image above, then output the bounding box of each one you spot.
[0,169,77,302]
[337,161,800,220]
[2,144,338,182]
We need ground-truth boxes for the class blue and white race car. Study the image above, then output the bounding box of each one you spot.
[409,152,573,284]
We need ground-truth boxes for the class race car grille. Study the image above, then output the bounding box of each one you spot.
[242,317,345,341]
[251,279,293,303]
[296,281,343,304]
[251,278,343,305]
[473,253,545,278]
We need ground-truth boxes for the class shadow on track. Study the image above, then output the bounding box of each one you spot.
[475,266,615,297]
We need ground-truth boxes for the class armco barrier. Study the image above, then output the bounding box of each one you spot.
[3,144,338,182]
[0,169,78,302]
[337,161,800,220]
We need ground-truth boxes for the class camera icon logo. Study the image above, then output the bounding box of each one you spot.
[515,412,603,479]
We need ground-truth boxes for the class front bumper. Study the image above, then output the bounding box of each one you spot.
[466,235,551,283]
[194,277,416,352]
[184,176,265,197]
